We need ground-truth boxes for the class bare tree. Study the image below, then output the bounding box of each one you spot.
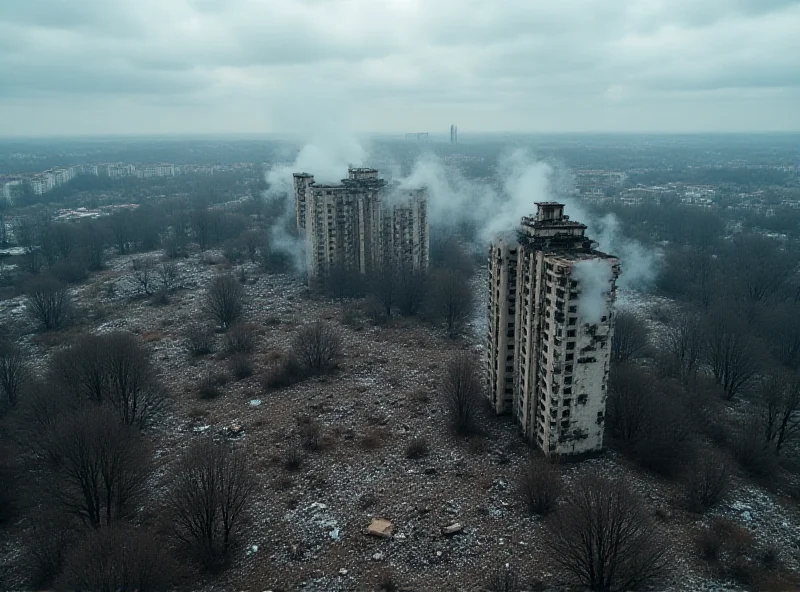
[49,334,107,403]
[704,308,761,400]
[429,269,474,337]
[24,275,71,330]
[730,413,778,478]
[132,256,157,296]
[442,352,482,435]
[77,219,107,271]
[397,266,428,316]
[48,332,166,426]
[611,311,649,363]
[52,222,76,260]
[165,438,255,571]
[291,321,341,374]
[15,216,43,274]
[203,273,245,330]
[518,457,562,515]
[758,374,800,455]
[547,472,671,591]
[726,234,796,306]
[103,332,166,427]
[660,310,703,383]
[109,210,134,254]
[58,525,174,592]
[607,364,655,445]
[683,448,731,513]
[0,341,29,407]
[370,263,398,317]
[238,229,268,263]
[38,406,150,528]
[157,259,181,292]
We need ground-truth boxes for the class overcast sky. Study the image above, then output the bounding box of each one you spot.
[1,0,798,136]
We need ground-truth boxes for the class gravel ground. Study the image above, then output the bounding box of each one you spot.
[1,251,799,592]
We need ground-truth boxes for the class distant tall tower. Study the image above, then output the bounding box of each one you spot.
[450,124,458,143]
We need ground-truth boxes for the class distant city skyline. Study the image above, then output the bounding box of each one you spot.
[1,0,798,136]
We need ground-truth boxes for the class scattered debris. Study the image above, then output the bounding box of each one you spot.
[249,399,262,407]
[367,518,393,539]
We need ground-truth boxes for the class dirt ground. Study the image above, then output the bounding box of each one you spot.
[2,248,799,592]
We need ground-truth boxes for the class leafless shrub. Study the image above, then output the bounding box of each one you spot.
[758,373,800,455]
[24,515,75,588]
[442,352,482,435]
[518,458,562,516]
[298,416,322,451]
[197,373,227,400]
[150,289,170,306]
[51,256,88,285]
[405,437,429,459]
[633,393,692,476]
[37,406,150,528]
[224,322,257,354]
[0,443,20,526]
[730,415,778,478]
[185,323,215,356]
[683,449,731,513]
[165,438,255,571]
[58,525,174,592]
[0,341,29,407]
[695,518,770,586]
[291,322,341,375]
[484,564,521,592]
[228,354,253,381]
[157,259,181,292]
[284,443,304,471]
[547,472,671,591]
[25,275,71,331]
[376,568,401,592]
[203,273,245,330]
[132,256,157,296]
[262,355,306,389]
[361,429,386,450]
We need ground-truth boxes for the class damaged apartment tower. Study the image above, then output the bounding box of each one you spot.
[487,203,620,456]
[293,167,429,284]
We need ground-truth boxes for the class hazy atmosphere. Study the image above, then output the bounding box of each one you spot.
[2,2,800,592]
[2,0,800,136]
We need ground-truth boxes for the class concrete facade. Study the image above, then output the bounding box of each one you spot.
[487,203,620,456]
[293,167,429,283]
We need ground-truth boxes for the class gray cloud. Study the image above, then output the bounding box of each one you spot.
[0,0,798,135]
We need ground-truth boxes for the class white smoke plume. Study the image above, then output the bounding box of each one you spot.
[588,213,657,290]
[398,148,556,244]
[261,94,369,273]
[572,259,615,324]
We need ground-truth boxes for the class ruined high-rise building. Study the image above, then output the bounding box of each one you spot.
[487,203,620,456]
[293,167,429,283]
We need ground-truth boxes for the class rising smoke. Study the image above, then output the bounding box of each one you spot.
[262,119,368,272]
[262,134,657,290]
[572,259,615,324]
